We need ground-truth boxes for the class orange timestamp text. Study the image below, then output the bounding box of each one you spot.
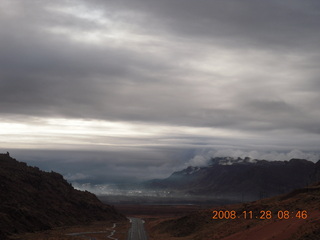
[212,210,308,220]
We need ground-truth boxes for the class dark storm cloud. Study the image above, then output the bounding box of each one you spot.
[9,148,192,183]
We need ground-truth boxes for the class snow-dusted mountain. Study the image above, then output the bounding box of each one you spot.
[209,156,257,165]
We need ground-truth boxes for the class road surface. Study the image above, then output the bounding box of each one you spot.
[127,218,148,240]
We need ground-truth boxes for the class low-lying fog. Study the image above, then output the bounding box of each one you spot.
[72,182,257,205]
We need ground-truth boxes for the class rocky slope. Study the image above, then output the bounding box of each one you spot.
[0,153,125,239]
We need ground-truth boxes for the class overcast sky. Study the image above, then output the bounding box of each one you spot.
[1,0,320,185]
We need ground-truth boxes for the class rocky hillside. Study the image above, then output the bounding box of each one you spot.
[0,153,125,239]
[146,157,320,201]
[149,182,320,240]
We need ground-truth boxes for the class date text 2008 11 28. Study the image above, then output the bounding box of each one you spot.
[212,210,308,220]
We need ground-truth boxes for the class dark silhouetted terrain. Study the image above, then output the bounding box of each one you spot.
[146,157,320,201]
[0,153,125,239]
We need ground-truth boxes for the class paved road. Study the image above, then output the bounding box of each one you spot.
[127,218,148,240]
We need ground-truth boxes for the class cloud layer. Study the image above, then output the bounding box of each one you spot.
[1,0,320,184]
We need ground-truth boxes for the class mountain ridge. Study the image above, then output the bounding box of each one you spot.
[145,157,320,201]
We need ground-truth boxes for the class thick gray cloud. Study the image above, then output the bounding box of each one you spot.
[88,0,320,50]
[1,0,320,185]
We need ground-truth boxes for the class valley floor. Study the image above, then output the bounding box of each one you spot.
[7,196,320,240]
[8,220,130,240]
